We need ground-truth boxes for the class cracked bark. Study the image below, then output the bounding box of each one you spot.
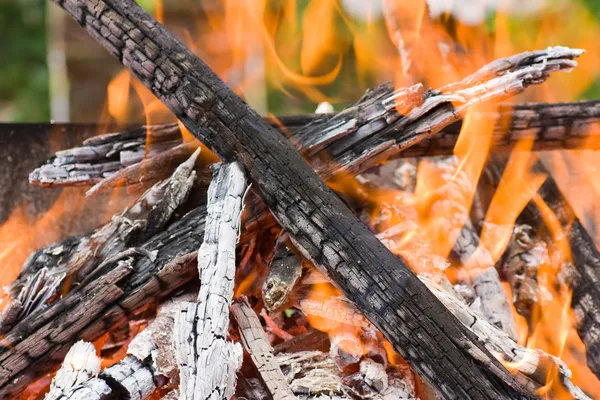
[28,96,599,190]
[0,207,203,398]
[44,0,569,397]
[0,150,199,333]
[174,162,246,400]
[231,298,297,400]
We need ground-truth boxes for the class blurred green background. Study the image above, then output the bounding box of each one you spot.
[2,0,600,123]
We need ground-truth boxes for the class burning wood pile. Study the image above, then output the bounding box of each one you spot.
[2,0,600,399]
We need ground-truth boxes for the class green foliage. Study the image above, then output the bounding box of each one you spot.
[0,0,49,122]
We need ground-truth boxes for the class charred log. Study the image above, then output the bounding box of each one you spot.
[28,100,600,191]
[519,161,600,380]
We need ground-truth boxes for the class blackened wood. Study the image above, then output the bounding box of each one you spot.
[0,205,204,398]
[0,151,199,334]
[47,1,578,397]
[231,298,297,400]
[29,100,600,190]
[520,162,600,380]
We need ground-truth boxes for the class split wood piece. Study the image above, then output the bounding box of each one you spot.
[48,1,582,397]
[0,261,132,398]
[420,276,589,400]
[0,150,199,333]
[421,156,517,339]
[499,225,546,318]
[231,298,297,400]
[28,100,600,191]
[174,162,246,400]
[519,161,600,380]
[275,351,417,399]
[46,341,103,400]
[0,205,204,398]
[262,244,304,313]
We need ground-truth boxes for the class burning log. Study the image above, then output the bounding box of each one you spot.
[46,0,562,397]
[421,277,589,399]
[518,161,600,380]
[231,298,297,400]
[417,156,517,339]
[173,162,246,400]
[28,102,600,191]
[0,204,203,398]
[0,150,199,333]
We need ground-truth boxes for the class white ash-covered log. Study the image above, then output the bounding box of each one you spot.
[174,162,247,400]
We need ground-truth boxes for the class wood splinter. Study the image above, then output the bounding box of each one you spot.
[231,298,297,400]
[174,162,247,400]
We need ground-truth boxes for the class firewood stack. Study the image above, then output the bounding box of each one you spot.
[1,0,600,399]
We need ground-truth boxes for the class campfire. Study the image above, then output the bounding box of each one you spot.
[2,0,600,399]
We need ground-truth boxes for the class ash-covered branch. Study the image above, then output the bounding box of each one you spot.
[231,298,297,400]
[52,292,194,400]
[174,162,247,400]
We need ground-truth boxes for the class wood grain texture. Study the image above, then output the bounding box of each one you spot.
[232,298,297,400]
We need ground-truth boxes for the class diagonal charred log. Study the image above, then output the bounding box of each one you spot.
[45,0,583,398]
[28,101,600,190]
